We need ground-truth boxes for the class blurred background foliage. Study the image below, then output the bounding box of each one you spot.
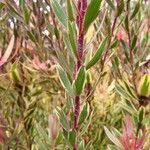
[0,0,150,149]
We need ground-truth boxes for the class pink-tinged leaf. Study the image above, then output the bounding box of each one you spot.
[123,115,134,138]
[119,115,147,150]
[32,54,48,70]
[0,49,2,58]
[136,129,147,150]
[48,114,59,140]
[0,128,6,144]
[10,38,19,60]
[0,35,15,67]
[117,31,128,41]
[120,115,136,150]
[33,54,40,66]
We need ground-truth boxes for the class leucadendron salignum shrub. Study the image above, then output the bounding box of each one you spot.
[0,0,150,149]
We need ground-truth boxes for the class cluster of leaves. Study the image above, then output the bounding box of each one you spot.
[0,0,150,150]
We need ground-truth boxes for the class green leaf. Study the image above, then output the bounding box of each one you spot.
[36,124,51,144]
[106,0,115,10]
[19,0,24,7]
[55,107,70,132]
[123,81,137,99]
[78,140,85,150]
[55,49,73,76]
[84,0,102,33]
[68,22,77,57]
[27,31,37,43]
[63,33,76,59]
[23,6,30,24]
[110,40,118,49]
[85,48,93,65]
[130,2,140,20]
[63,130,72,148]
[55,132,63,145]
[116,1,124,17]
[140,75,149,96]
[57,65,74,97]
[11,63,21,83]
[104,126,123,149]
[124,16,129,32]
[139,107,144,123]
[67,0,74,21]
[119,100,137,116]
[69,130,76,147]
[74,66,86,95]
[54,27,60,39]
[86,37,107,69]
[80,111,93,135]
[79,103,89,125]
[45,20,54,35]
[112,56,119,69]
[107,145,120,150]
[115,84,131,100]
[131,35,137,50]
[35,136,48,150]
[51,0,67,28]
[0,3,5,10]
[6,2,23,22]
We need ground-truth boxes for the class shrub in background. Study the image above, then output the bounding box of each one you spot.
[0,0,150,149]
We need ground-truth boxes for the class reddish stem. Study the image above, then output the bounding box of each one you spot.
[73,0,87,149]
[73,95,80,130]
[74,0,87,128]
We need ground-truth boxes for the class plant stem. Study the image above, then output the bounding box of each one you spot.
[126,0,138,94]
[73,95,80,130]
[73,0,87,149]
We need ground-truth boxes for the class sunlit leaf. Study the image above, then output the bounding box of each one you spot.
[57,65,74,97]
[86,37,107,69]
[84,0,102,33]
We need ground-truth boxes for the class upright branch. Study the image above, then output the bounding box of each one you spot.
[76,0,87,69]
[73,0,87,137]
[126,0,137,94]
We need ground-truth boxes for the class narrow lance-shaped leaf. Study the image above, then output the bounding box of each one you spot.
[68,22,77,57]
[0,3,5,10]
[140,75,150,96]
[86,37,107,70]
[67,0,74,21]
[104,126,123,149]
[107,145,119,150]
[74,66,86,95]
[79,103,89,125]
[63,33,76,59]
[57,65,74,97]
[11,63,21,83]
[139,107,144,123]
[6,2,23,22]
[84,0,102,33]
[55,107,70,132]
[131,35,137,50]
[116,0,124,17]
[0,35,15,67]
[106,0,115,10]
[130,2,140,20]
[27,31,37,43]
[36,124,51,144]
[23,5,30,24]
[51,0,67,28]
[78,140,85,150]
[115,84,131,99]
[69,130,76,147]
